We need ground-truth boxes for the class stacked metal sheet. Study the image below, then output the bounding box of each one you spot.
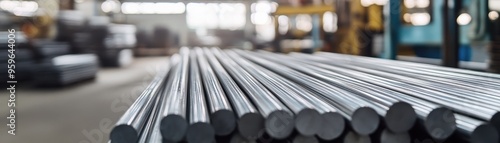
[33,54,99,86]
[111,47,500,143]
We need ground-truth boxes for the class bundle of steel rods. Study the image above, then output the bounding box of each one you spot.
[110,47,500,143]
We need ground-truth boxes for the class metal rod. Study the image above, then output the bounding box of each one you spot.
[110,62,169,143]
[230,133,257,143]
[137,83,166,143]
[235,50,380,136]
[210,48,295,139]
[194,48,236,136]
[232,50,345,140]
[203,48,264,140]
[127,54,181,143]
[225,50,322,137]
[343,131,371,143]
[186,50,215,143]
[454,114,499,143]
[380,130,410,143]
[292,135,319,143]
[160,47,191,142]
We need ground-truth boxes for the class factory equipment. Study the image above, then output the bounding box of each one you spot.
[111,48,500,143]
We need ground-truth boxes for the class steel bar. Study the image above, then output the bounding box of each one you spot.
[194,48,237,136]
[454,114,499,143]
[230,133,257,143]
[110,63,169,143]
[235,50,380,136]
[137,83,166,143]
[343,131,371,143]
[225,50,322,137]
[140,55,181,143]
[186,50,215,143]
[160,47,190,142]
[250,51,417,134]
[210,48,295,139]
[292,135,319,143]
[117,54,180,143]
[380,130,410,143]
[232,50,345,140]
[203,48,264,140]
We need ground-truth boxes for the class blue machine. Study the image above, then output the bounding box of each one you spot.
[383,0,491,62]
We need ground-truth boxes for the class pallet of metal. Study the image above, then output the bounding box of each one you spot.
[33,54,99,86]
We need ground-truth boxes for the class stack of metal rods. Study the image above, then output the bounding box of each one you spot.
[110,47,500,143]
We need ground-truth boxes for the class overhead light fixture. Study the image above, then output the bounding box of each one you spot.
[456,13,472,25]
[101,0,120,13]
[403,13,412,23]
[404,0,415,8]
[410,13,431,26]
[489,11,499,21]
[415,0,430,8]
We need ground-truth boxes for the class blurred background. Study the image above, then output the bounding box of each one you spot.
[0,0,499,142]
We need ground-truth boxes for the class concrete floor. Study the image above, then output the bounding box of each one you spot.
[0,56,168,143]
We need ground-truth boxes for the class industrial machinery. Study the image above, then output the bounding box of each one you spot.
[383,0,499,72]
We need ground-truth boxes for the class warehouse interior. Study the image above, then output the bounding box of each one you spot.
[1,0,500,143]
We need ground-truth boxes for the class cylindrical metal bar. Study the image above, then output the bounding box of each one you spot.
[454,114,499,143]
[230,133,257,143]
[292,135,319,143]
[343,131,371,143]
[236,50,380,136]
[225,50,322,137]
[254,51,417,134]
[110,63,169,143]
[232,50,345,140]
[211,48,295,139]
[203,48,264,140]
[160,47,191,142]
[380,130,410,143]
[186,50,215,143]
[194,48,236,136]
[131,54,181,143]
[137,84,166,143]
